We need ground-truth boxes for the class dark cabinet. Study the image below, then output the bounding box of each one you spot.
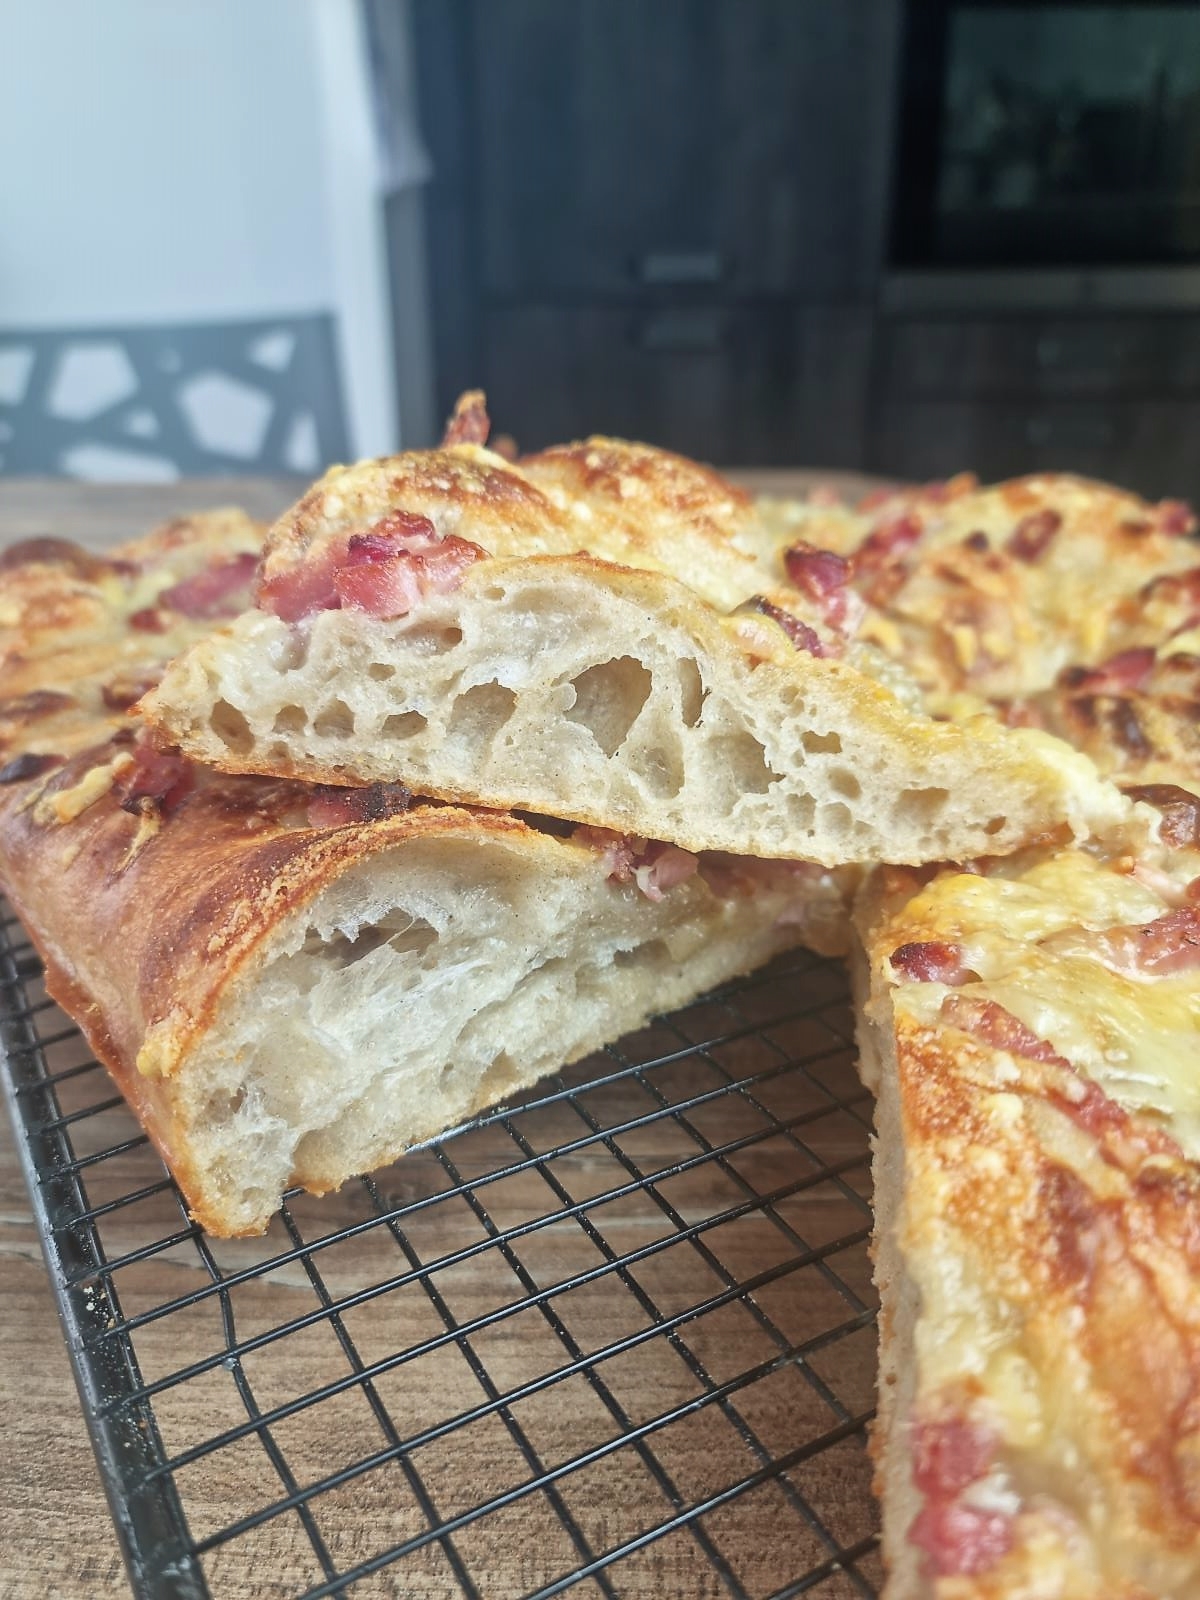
[877,398,1200,502]
[482,305,873,465]
[412,0,899,457]
[874,312,1200,501]
[471,0,894,300]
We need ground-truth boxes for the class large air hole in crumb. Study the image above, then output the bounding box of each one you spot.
[199,1086,246,1125]
[711,729,779,794]
[388,920,439,957]
[210,699,254,755]
[473,1050,521,1102]
[382,710,428,739]
[368,662,395,681]
[313,699,356,738]
[984,815,1006,836]
[829,767,862,800]
[614,939,672,970]
[446,681,518,746]
[564,657,653,757]
[401,625,463,656]
[269,631,308,672]
[273,704,307,734]
[678,658,706,728]
[801,729,842,755]
[895,786,951,824]
[303,915,437,969]
[639,741,685,799]
[819,801,853,836]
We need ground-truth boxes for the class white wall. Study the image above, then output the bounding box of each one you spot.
[0,0,402,457]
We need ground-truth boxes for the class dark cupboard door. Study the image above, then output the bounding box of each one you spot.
[471,0,894,299]
[877,398,1200,504]
[481,305,873,466]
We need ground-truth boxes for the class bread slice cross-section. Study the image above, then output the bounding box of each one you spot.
[5,756,836,1236]
[0,505,849,1236]
[140,428,1129,867]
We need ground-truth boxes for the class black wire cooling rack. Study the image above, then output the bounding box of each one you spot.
[0,900,881,1600]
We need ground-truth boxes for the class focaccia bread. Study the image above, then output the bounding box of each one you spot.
[7,744,835,1236]
[0,511,847,1236]
[856,833,1200,1599]
[755,472,1200,792]
[140,408,1127,867]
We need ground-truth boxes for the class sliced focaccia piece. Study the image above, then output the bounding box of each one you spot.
[5,738,837,1236]
[855,831,1200,1598]
[140,433,1129,867]
[0,508,849,1236]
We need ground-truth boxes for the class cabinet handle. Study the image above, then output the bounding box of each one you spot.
[632,309,726,352]
[634,251,725,286]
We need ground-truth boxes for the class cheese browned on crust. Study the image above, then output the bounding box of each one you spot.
[856,839,1200,1599]
[0,513,846,1235]
[140,426,1127,866]
[755,472,1200,793]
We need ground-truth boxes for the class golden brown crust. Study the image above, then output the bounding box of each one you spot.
[859,844,1200,1597]
[254,429,782,617]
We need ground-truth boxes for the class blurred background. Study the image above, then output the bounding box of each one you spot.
[3,0,1200,496]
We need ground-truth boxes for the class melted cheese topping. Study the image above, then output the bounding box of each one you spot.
[888,849,1200,1157]
[33,752,134,826]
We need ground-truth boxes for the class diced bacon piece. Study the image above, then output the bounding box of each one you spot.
[334,554,427,618]
[1006,508,1062,562]
[350,509,440,551]
[912,1417,997,1500]
[306,782,413,829]
[112,741,193,816]
[334,536,483,619]
[782,541,864,634]
[1157,498,1197,537]
[129,606,168,633]
[940,995,1069,1066]
[1058,646,1155,696]
[741,597,825,656]
[633,843,698,902]
[1122,783,1200,850]
[259,511,486,622]
[573,828,697,899]
[157,552,259,618]
[963,530,990,553]
[889,940,974,985]
[1083,905,1200,978]
[854,513,923,573]
[441,390,491,447]
[257,543,344,621]
[910,1500,1015,1579]
[909,1416,1012,1578]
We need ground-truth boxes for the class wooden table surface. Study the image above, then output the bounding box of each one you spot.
[0,473,884,1600]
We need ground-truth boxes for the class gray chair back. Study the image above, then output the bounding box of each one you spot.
[0,315,348,478]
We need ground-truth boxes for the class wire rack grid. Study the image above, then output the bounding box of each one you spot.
[0,899,882,1600]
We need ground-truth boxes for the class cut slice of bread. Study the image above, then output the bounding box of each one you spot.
[4,766,841,1236]
[141,445,1131,867]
